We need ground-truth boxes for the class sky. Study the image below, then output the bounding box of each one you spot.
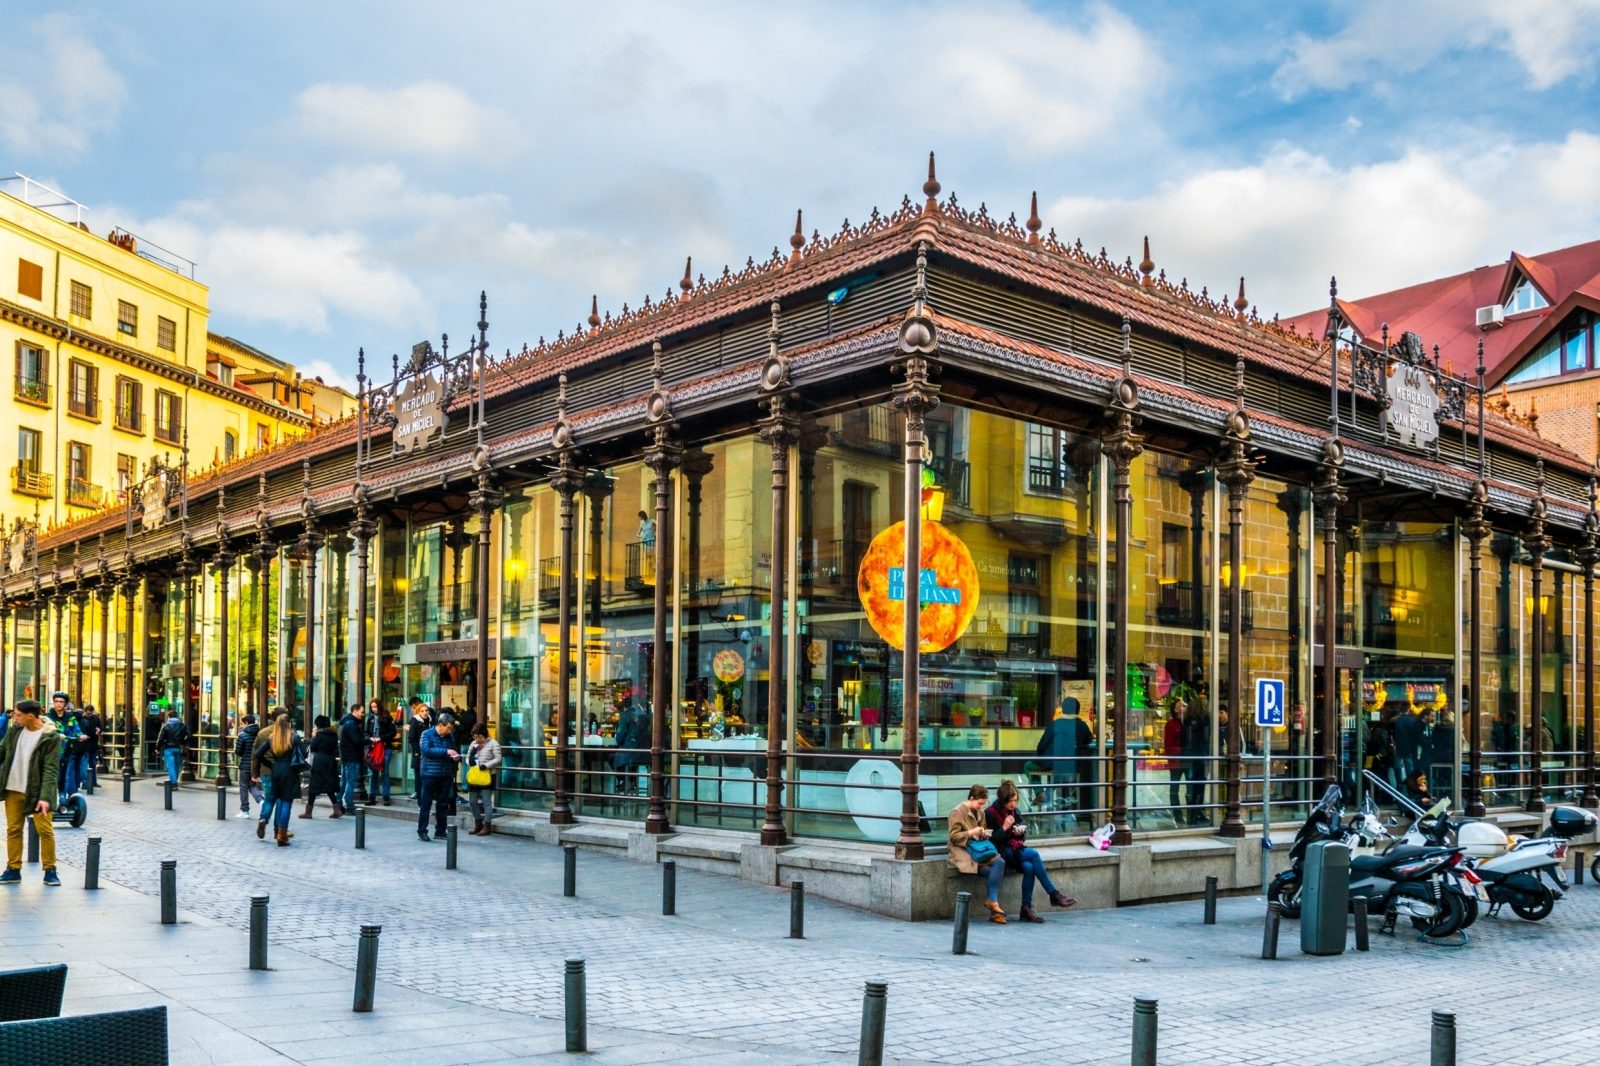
[3,0,1599,389]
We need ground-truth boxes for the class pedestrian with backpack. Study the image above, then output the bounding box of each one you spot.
[156,709,189,786]
[234,714,263,817]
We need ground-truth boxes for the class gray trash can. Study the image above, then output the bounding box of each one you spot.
[1300,840,1349,956]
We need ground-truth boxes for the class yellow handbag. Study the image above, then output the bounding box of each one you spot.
[467,765,491,787]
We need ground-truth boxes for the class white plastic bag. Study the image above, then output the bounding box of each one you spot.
[1089,822,1115,851]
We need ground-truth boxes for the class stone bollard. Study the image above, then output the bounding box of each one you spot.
[1430,1010,1456,1066]
[857,981,887,1066]
[563,844,577,898]
[164,780,174,811]
[951,891,972,956]
[790,880,805,940]
[84,837,101,890]
[26,817,39,864]
[217,785,228,821]
[353,925,381,1012]
[355,806,366,850]
[1131,997,1158,1066]
[564,957,587,1053]
[160,861,177,925]
[1203,875,1218,925]
[446,824,458,870]
[662,860,676,916]
[1353,896,1370,952]
[122,771,131,803]
[1260,901,1281,960]
[249,896,270,971]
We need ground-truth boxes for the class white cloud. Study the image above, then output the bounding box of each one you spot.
[1273,0,1600,99]
[292,81,514,158]
[294,358,358,393]
[1045,131,1600,329]
[0,14,126,157]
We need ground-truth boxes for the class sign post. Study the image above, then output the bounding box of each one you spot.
[1254,677,1285,892]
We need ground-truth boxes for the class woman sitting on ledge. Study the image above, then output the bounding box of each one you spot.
[987,779,1076,922]
[948,783,1006,924]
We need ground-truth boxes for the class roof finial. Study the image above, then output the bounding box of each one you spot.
[1026,192,1041,246]
[651,340,664,392]
[557,372,569,423]
[788,210,804,266]
[587,295,600,330]
[1235,354,1246,406]
[680,256,693,295]
[923,151,941,215]
[1120,314,1132,376]
[1139,236,1154,288]
[1234,277,1248,319]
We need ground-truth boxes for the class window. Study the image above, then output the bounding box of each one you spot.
[70,281,92,319]
[154,389,181,444]
[1505,278,1549,315]
[66,441,98,508]
[17,428,41,472]
[117,454,137,501]
[208,357,233,386]
[67,359,99,419]
[17,259,42,300]
[117,300,138,337]
[1026,424,1069,494]
[67,441,90,479]
[14,341,49,405]
[115,377,143,432]
[14,427,49,498]
[157,316,177,352]
[1562,327,1589,373]
[223,430,237,463]
[256,423,271,450]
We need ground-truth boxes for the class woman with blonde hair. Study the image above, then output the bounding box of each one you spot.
[252,713,302,846]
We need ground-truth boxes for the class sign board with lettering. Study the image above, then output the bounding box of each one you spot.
[1382,364,1440,449]
[394,371,445,454]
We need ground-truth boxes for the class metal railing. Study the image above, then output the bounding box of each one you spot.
[68,393,100,419]
[66,478,103,509]
[12,464,52,498]
[15,374,49,405]
[115,406,143,433]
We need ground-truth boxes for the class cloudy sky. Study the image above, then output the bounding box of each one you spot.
[4,1,1598,387]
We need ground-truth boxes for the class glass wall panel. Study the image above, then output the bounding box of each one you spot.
[497,487,558,812]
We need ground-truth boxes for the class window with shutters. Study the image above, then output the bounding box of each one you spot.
[70,281,92,318]
[117,300,138,337]
[17,259,43,300]
[15,341,49,406]
[157,316,177,352]
[68,359,99,420]
[14,427,49,498]
[66,441,101,508]
[224,430,237,463]
[115,377,143,433]
[155,389,181,444]
[117,454,137,501]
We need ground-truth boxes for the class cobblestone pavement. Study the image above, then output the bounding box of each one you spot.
[5,779,1599,1064]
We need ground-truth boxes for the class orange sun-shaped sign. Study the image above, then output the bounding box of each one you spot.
[857,520,979,653]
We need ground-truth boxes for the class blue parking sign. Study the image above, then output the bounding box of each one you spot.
[1254,678,1285,727]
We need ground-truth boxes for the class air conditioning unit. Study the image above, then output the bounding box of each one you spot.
[1476,304,1505,329]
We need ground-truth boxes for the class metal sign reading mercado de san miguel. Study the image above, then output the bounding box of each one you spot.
[394,371,445,453]
[1382,363,1441,449]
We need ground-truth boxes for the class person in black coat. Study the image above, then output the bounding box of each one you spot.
[1181,703,1211,826]
[337,704,365,811]
[365,699,399,805]
[302,715,344,819]
[1036,696,1091,813]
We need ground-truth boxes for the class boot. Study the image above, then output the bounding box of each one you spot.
[256,818,267,840]
[470,818,485,836]
[1019,904,1044,924]
[276,826,290,847]
[1049,890,1077,909]
[481,821,492,836]
[331,801,345,819]
[298,799,314,819]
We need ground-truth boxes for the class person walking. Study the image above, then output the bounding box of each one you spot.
[233,714,263,817]
[1,700,63,886]
[1164,700,1187,823]
[155,708,189,787]
[1181,700,1211,826]
[79,703,103,789]
[947,783,1006,923]
[465,722,502,835]
[252,714,299,846]
[986,779,1075,921]
[338,703,365,813]
[416,714,460,842]
[365,699,397,806]
[406,697,432,800]
[302,715,343,818]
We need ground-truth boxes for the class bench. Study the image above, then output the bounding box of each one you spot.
[0,963,66,1022]
[0,1005,168,1065]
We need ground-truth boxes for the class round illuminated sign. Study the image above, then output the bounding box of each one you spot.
[856,520,979,653]
[712,649,746,683]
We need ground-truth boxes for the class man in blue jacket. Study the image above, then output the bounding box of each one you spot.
[338,704,366,813]
[416,715,460,842]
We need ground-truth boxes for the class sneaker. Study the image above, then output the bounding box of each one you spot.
[42,868,60,887]
[0,868,20,884]
[235,811,252,819]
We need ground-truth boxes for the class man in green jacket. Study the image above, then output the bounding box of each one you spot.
[1,699,62,886]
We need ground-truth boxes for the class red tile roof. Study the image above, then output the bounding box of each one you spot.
[1283,238,1600,385]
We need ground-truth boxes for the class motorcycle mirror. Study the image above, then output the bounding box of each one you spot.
[1385,817,1399,828]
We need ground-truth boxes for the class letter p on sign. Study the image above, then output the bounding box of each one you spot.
[1254,678,1285,728]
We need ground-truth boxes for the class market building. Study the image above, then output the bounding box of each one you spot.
[2,158,1597,915]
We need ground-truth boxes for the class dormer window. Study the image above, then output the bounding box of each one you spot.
[208,358,233,386]
[1505,278,1548,315]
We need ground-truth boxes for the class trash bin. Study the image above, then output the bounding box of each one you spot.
[1299,840,1349,956]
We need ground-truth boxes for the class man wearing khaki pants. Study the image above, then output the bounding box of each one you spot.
[1,700,63,887]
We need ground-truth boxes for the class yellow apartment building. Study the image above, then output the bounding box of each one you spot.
[0,174,352,532]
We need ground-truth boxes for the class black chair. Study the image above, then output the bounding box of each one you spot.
[0,1005,167,1065]
[0,964,67,1022]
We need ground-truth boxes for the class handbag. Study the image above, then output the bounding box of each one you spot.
[289,739,309,773]
[966,837,998,864]
[467,764,491,788]
[368,740,386,771]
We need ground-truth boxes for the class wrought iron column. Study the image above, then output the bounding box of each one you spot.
[352,491,374,713]
[96,581,110,754]
[642,387,681,835]
[1103,319,1145,846]
[1464,482,1491,816]
[72,586,88,702]
[122,576,137,773]
[469,470,500,737]
[1580,481,1598,810]
[0,601,10,712]
[299,463,322,733]
[214,494,235,788]
[254,475,274,726]
[51,584,64,696]
[757,396,798,847]
[550,437,583,826]
[1216,361,1256,839]
[1525,478,1550,814]
[1313,442,1346,791]
[180,547,197,782]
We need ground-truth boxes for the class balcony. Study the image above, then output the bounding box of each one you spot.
[1155,581,1254,631]
[624,540,656,592]
[155,421,181,445]
[115,407,143,433]
[69,394,100,420]
[12,465,52,499]
[926,455,971,507]
[1027,462,1071,495]
[66,478,104,509]
[15,375,49,407]
[801,537,870,587]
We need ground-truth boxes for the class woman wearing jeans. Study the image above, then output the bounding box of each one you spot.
[987,779,1076,922]
[947,783,1008,923]
[251,714,301,846]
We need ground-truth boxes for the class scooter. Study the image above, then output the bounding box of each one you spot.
[52,789,88,829]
